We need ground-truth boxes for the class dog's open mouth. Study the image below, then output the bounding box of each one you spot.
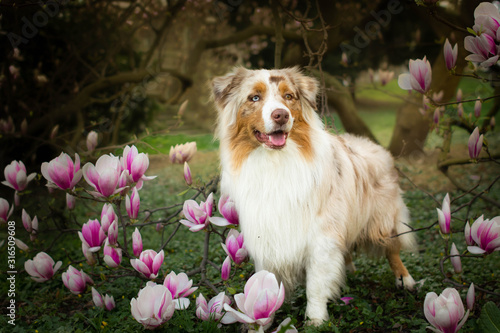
[254,130,288,149]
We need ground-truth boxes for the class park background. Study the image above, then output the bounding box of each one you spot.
[0,0,499,332]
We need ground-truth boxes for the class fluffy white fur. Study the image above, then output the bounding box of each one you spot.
[212,67,416,325]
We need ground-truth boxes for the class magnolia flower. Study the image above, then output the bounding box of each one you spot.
[398,56,432,94]
[179,193,214,232]
[103,238,122,268]
[130,283,175,329]
[15,238,29,251]
[468,127,483,160]
[82,154,123,197]
[92,287,104,308]
[41,153,82,190]
[2,160,36,192]
[107,221,118,245]
[78,219,106,252]
[100,203,117,233]
[471,2,500,38]
[62,265,94,295]
[163,271,198,309]
[443,39,458,71]
[66,193,76,210]
[456,89,462,103]
[22,209,38,234]
[436,193,451,234]
[169,142,197,164]
[222,230,247,264]
[424,288,469,333]
[378,69,394,86]
[104,294,116,311]
[0,116,14,134]
[221,256,231,281]
[86,131,98,152]
[466,215,500,254]
[341,296,354,305]
[0,198,13,223]
[467,283,475,311]
[130,249,164,279]
[82,242,97,266]
[223,270,285,327]
[457,103,464,118]
[121,145,155,185]
[132,228,143,257]
[449,243,462,274]
[196,292,235,323]
[210,194,239,227]
[474,98,482,118]
[24,252,62,282]
[183,162,192,185]
[464,33,499,68]
[126,187,140,219]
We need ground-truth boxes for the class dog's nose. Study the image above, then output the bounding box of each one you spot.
[271,109,289,126]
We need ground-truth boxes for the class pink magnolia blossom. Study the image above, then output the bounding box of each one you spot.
[86,131,98,152]
[180,193,214,232]
[100,203,117,233]
[15,238,29,251]
[449,243,462,274]
[41,153,82,190]
[107,221,118,245]
[474,98,482,117]
[221,256,231,281]
[466,215,500,254]
[22,209,38,234]
[92,287,104,308]
[424,288,469,333]
[464,33,499,68]
[103,238,122,268]
[456,89,463,103]
[163,271,198,310]
[271,318,298,333]
[132,227,143,257]
[66,193,76,210]
[443,39,458,71]
[2,160,36,192]
[436,193,451,234]
[378,69,394,86]
[468,127,483,160]
[104,294,115,311]
[130,249,164,279]
[78,219,106,252]
[169,142,197,164]
[82,242,96,266]
[471,2,500,39]
[398,56,432,94]
[196,292,235,323]
[0,198,13,223]
[62,265,94,295]
[467,283,475,311]
[222,229,247,264]
[24,252,62,282]
[121,145,156,185]
[126,187,140,219]
[210,194,239,227]
[82,154,123,197]
[341,296,354,305]
[223,270,285,327]
[130,282,175,329]
[183,162,192,185]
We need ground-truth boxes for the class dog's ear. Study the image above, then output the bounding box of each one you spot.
[295,69,319,110]
[212,67,247,110]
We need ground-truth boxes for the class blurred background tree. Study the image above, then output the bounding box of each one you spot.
[0,0,488,174]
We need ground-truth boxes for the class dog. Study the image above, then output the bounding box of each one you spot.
[211,67,416,325]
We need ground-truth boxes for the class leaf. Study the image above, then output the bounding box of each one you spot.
[467,27,477,36]
[177,188,189,196]
[478,302,500,333]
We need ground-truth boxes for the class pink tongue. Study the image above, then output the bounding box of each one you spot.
[269,132,286,146]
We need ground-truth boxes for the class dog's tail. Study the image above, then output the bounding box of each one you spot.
[396,203,418,254]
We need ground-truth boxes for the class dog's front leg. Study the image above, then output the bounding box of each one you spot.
[305,237,345,326]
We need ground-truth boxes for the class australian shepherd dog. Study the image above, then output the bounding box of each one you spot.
[211,67,416,325]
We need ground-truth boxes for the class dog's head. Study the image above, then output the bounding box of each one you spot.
[212,67,319,152]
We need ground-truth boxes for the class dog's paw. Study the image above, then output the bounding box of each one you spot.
[346,261,357,273]
[396,275,416,290]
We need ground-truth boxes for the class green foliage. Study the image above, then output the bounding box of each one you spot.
[478,302,500,333]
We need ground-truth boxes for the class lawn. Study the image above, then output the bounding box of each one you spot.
[2,92,499,332]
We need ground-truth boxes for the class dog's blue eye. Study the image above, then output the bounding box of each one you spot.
[251,95,260,102]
